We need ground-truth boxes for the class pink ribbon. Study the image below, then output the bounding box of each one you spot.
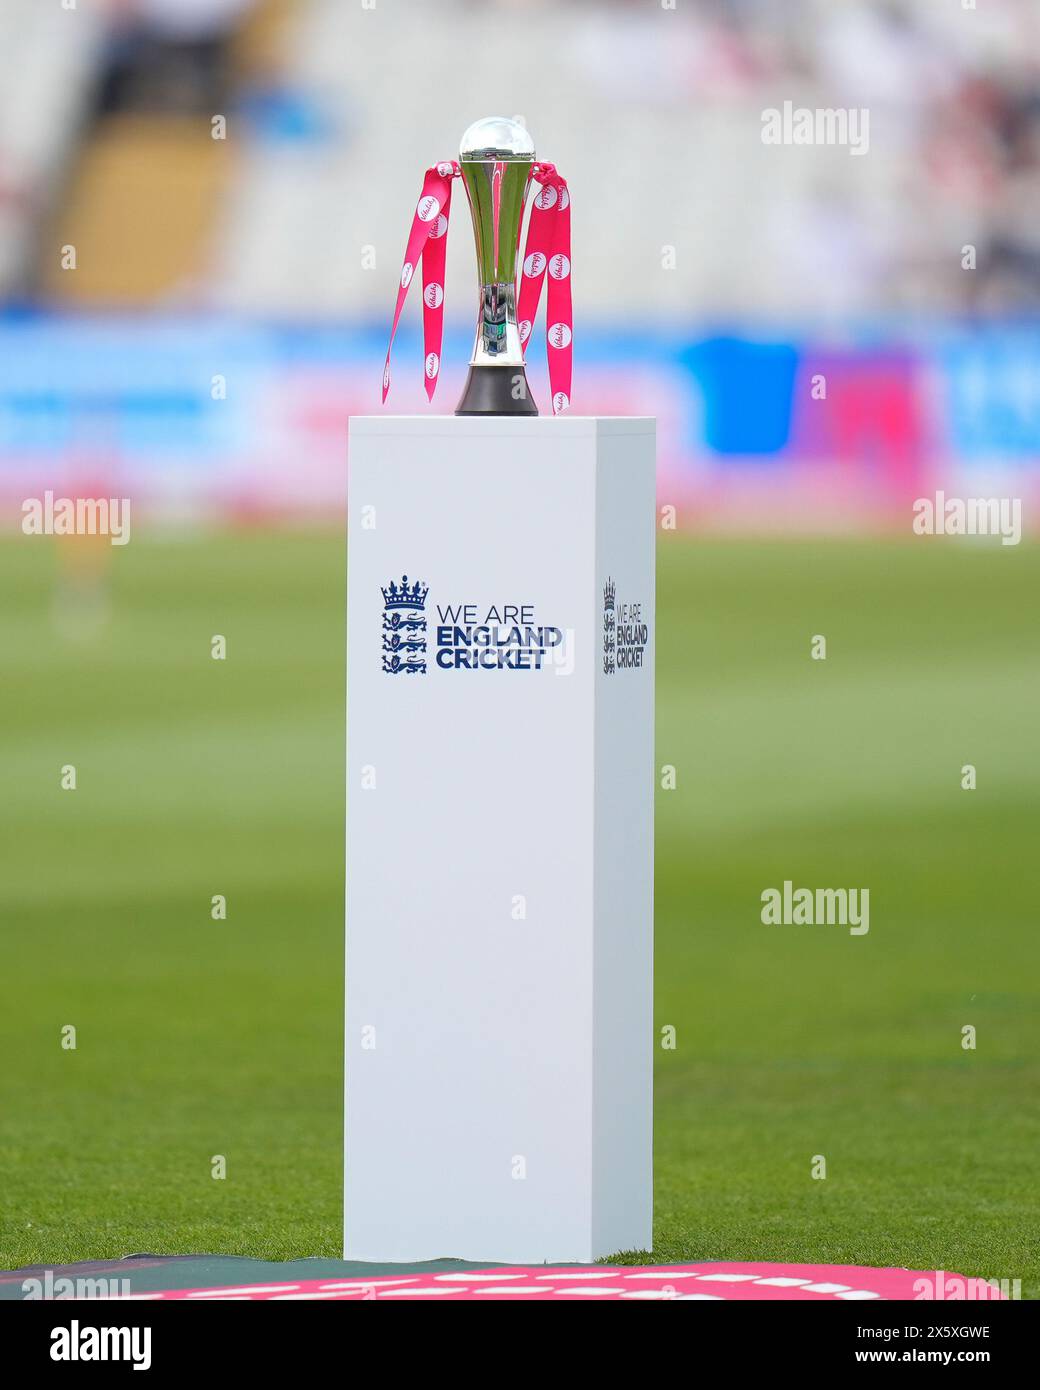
[383,160,572,415]
[382,161,457,404]
[516,162,572,416]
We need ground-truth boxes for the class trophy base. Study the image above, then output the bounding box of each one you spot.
[455,364,538,417]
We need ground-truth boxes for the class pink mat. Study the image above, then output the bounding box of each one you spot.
[113,1262,1008,1301]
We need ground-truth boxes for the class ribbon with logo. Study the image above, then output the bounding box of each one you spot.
[382,161,572,414]
[515,163,572,415]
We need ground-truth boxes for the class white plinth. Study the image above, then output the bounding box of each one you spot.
[345,415,655,1263]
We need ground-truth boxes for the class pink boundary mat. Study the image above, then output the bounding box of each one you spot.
[112,1262,1009,1302]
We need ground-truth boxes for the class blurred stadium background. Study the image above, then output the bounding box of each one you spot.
[2,0,1038,1284]
[1,0,1039,525]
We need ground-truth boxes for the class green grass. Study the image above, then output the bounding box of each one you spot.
[1,531,1037,1290]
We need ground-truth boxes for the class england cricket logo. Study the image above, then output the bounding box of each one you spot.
[605,577,649,671]
[382,574,428,675]
[602,577,616,676]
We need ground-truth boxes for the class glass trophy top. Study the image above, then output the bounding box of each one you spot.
[459,116,536,163]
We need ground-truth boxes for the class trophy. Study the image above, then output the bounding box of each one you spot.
[352,126,651,1271]
[382,118,572,418]
[455,116,537,417]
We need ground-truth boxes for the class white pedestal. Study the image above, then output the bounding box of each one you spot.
[345,416,655,1264]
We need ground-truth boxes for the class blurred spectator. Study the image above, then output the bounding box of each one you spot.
[97,0,258,115]
[2,0,1039,319]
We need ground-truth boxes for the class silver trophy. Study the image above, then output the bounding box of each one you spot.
[455,116,538,417]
